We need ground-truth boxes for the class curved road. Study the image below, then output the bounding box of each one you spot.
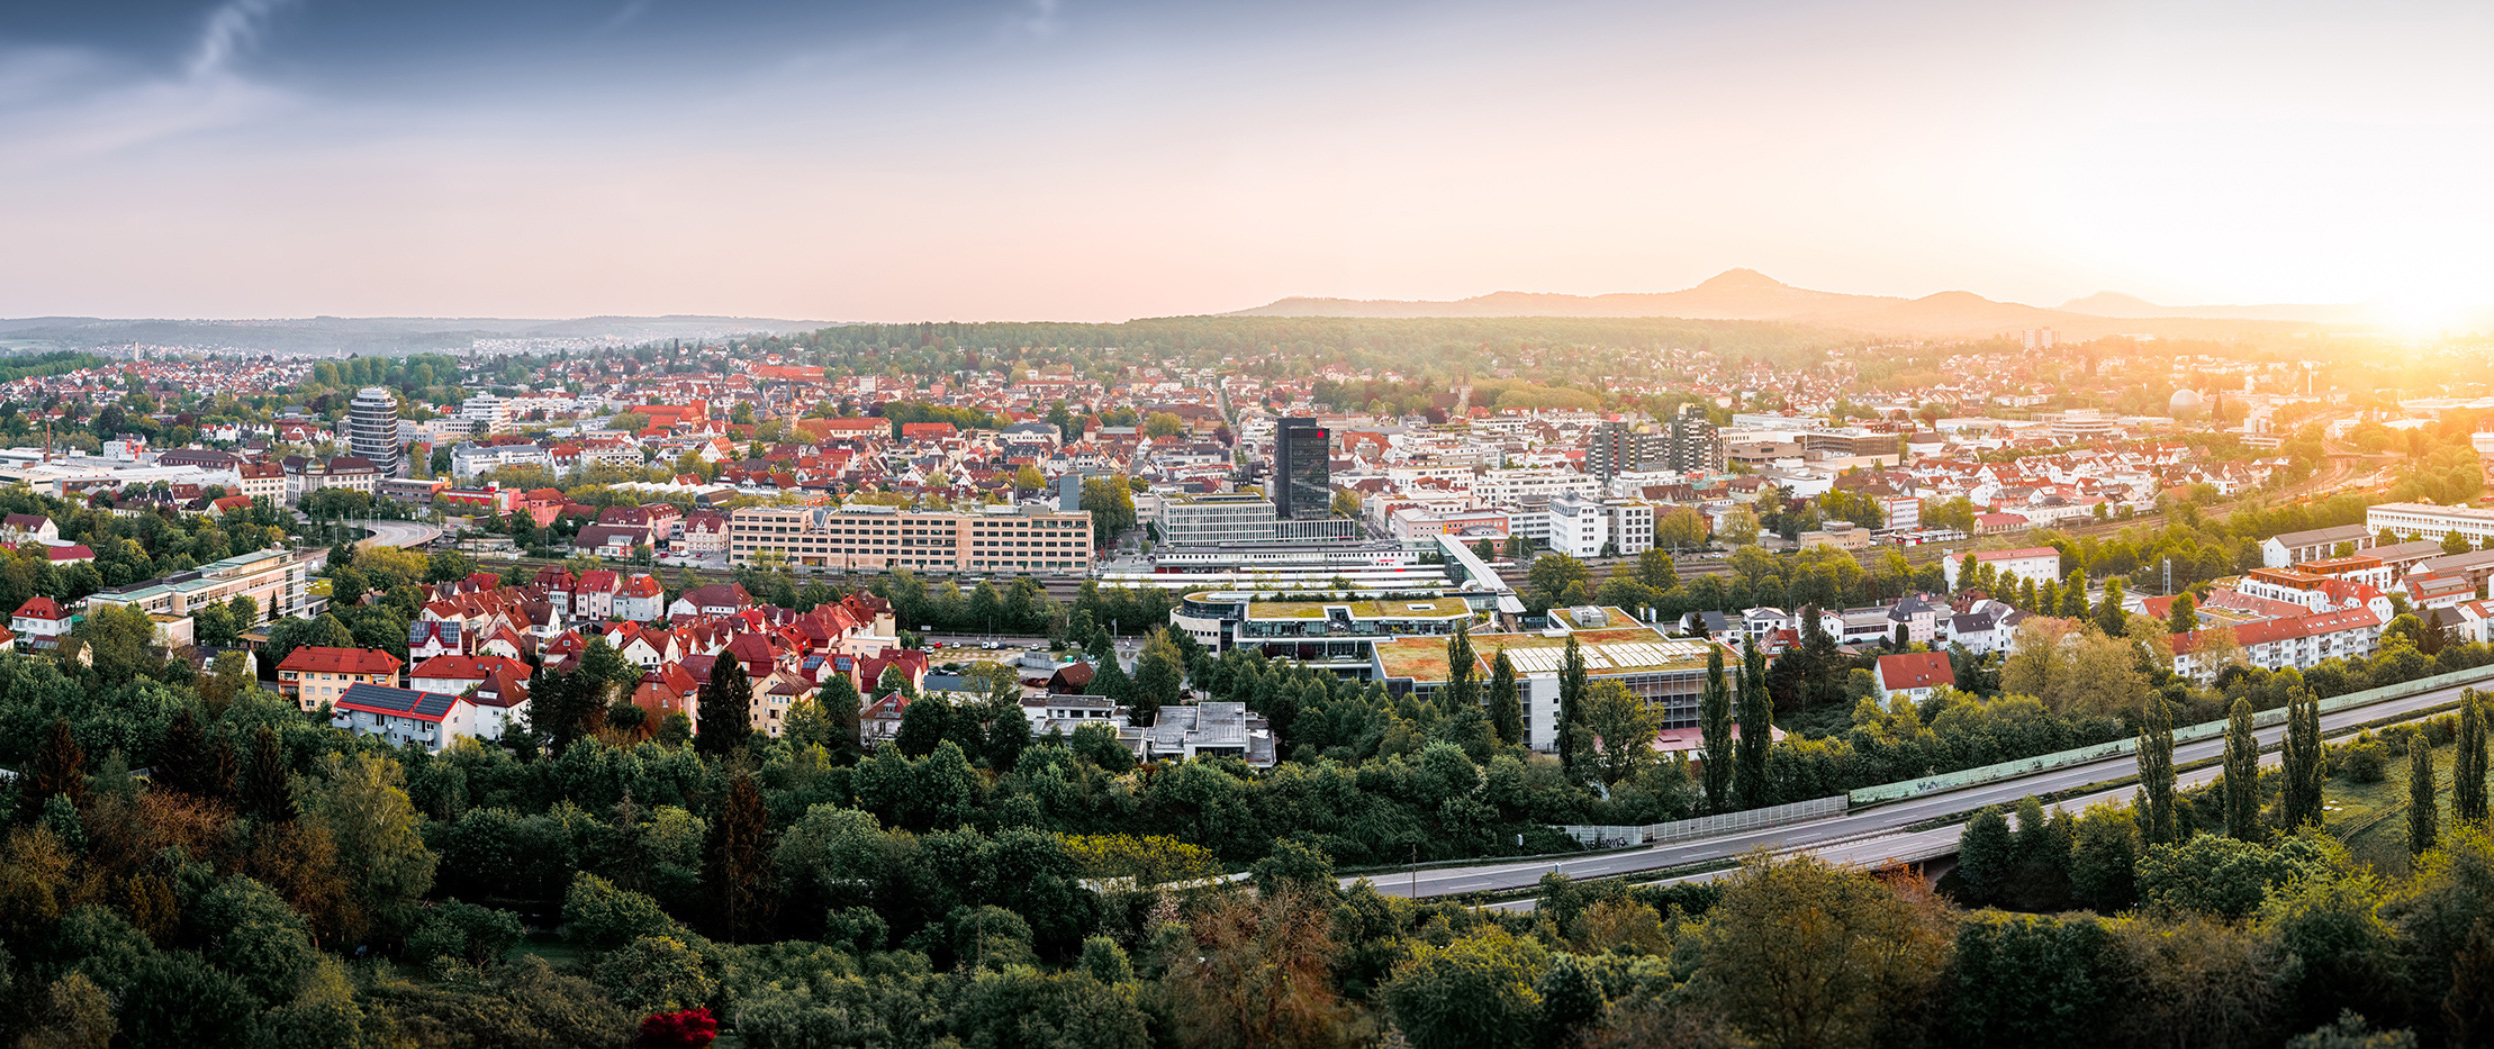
[1362,675,2482,899]
[356,520,443,550]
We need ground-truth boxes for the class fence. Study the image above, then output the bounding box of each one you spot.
[1560,795,1849,847]
[1846,661,2494,806]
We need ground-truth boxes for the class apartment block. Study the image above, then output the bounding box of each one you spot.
[729,504,1094,574]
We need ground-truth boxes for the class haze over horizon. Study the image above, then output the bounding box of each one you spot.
[7,1,2492,326]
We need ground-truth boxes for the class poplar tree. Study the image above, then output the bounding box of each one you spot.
[696,656,753,757]
[2456,689,2488,827]
[707,771,776,942]
[1701,644,1735,812]
[2095,577,2128,636]
[1556,636,1589,773]
[2137,696,2179,845]
[1487,650,1523,746]
[2411,737,2440,856]
[2224,698,2262,842]
[2281,687,2324,829]
[1736,641,1774,809]
[1443,625,1479,716]
[242,724,296,824]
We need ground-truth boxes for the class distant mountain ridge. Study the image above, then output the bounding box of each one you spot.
[1229,269,2361,338]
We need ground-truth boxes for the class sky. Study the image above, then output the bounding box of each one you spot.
[2,0,2491,323]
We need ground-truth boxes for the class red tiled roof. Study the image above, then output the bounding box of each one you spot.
[276,646,404,676]
[1875,652,1955,691]
[2171,608,2382,654]
[13,596,64,620]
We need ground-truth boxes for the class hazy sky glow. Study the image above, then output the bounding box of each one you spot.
[4,0,2491,321]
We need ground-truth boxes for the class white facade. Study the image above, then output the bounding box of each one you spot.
[452,442,553,481]
[461,394,514,436]
[1606,500,1655,556]
[1549,492,1610,558]
[1472,468,1602,507]
[1944,547,2063,589]
[2368,502,2494,547]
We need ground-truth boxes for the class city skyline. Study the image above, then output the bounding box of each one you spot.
[6,1,2490,326]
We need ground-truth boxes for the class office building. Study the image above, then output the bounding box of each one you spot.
[1159,493,1360,547]
[1275,417,1331,521]
[348,387,404,477]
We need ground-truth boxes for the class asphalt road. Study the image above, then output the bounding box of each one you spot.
[1358,675,2483,899]
[356,520,444,550]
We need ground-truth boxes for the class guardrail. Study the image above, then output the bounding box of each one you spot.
[1560,795,1848,847]
[1846,661,2494,806]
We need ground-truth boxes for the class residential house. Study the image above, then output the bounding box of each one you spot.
[615,574,666,621]
[274,647,405,713]
[329,682,486,754]
[1874,651,1955,702]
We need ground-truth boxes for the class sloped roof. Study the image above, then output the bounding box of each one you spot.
[277,646,403,676]
[335,682,461,723]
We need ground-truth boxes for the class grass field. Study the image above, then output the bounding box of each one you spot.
[2323,736,2464,875]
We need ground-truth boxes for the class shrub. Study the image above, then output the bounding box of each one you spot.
[562,873,679,949]
[2340,739,2390,784]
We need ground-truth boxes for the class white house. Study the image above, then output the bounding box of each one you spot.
[329,682,490,754]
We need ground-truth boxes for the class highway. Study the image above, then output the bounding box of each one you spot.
[1355,675,2480,899]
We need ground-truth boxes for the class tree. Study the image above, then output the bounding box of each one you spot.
[894,695,950,758]
[1556,636,1589,773]
[2410,737,2439,856]
[1444,626,1479,717]
[1736,641,1773,809]
[23,719,85,822]
[1956,806,2014,906]
[77,602,162,686]
[2137,696,2179,846]
[1164,888,1371,1049]
[1381,926,1547,1049]
[242,724,295,824]
[156,707,235,800]
[2168,592,2199,634]
[1527,554,1592,612]
[1129,630,1186,728]
[2094,577,2127,637]
[1656,507,1708,551]
[695,656,752,757]
[2457,689,2489,828]
[1488,650,1523,746]
[1701,644,1735,812]
[2223,698,2262,842]
[2282,687,2325,830]
[706,772,774,942]
[1694,856,1951,1049]
[1582,681,1660,785]
[308,752,438,941]
[805,674,864,761]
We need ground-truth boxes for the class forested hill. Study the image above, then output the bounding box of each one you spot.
[779,315,1848,365]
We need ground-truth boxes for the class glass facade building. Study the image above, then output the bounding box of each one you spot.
[1275,417,1331,521]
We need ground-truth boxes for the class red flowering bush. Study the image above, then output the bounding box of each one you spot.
[636,1007,717,1049]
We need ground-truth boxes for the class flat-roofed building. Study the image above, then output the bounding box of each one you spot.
[2263,523,2375,567]
[729,504,1093,575]
[2368,502,2494,548]
[1371,606,1731,752]
[82,547,311,626]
